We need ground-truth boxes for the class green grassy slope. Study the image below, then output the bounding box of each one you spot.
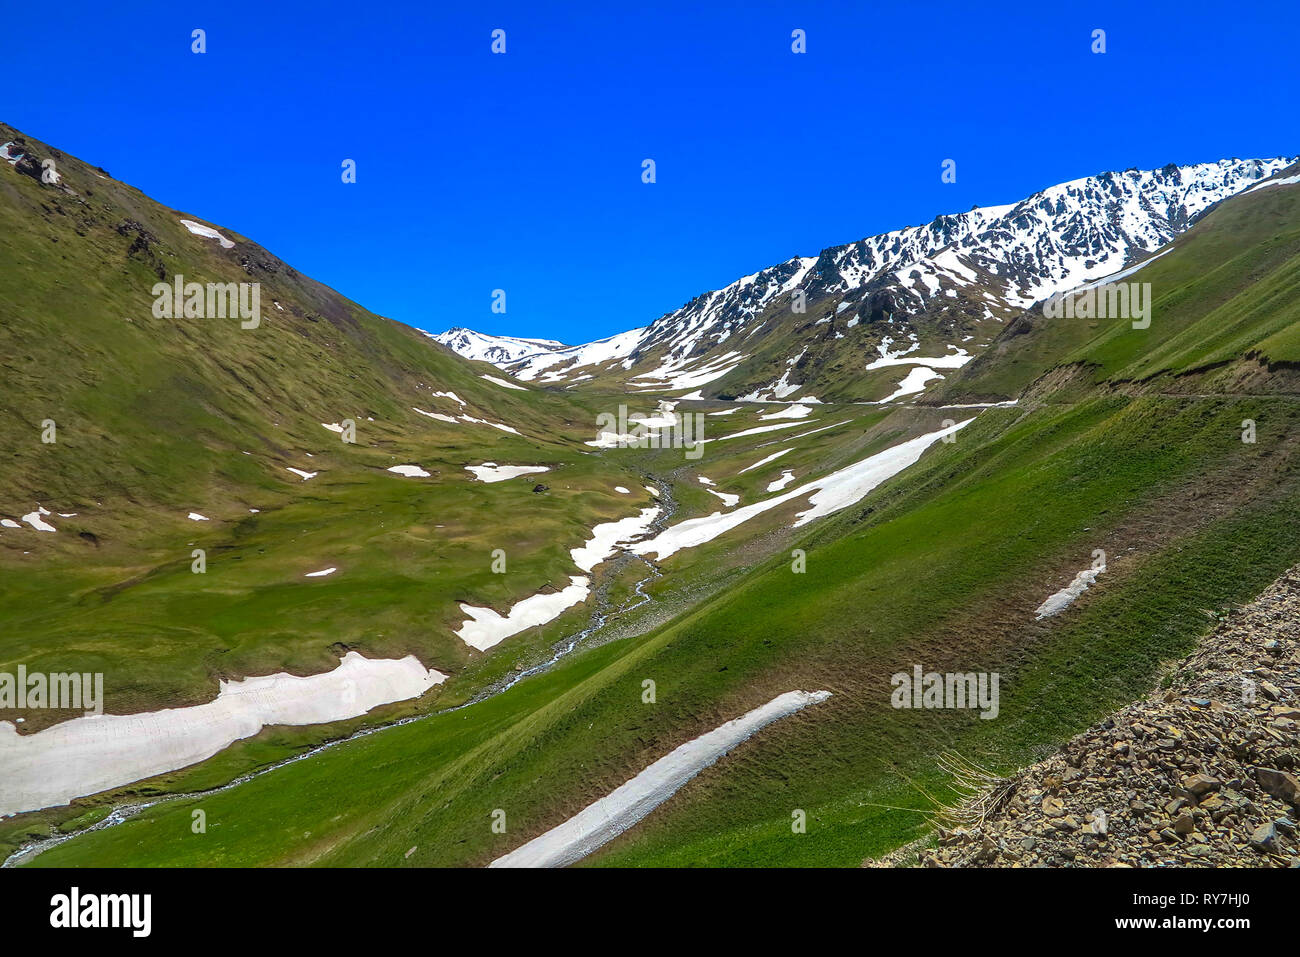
[0,122,653,724]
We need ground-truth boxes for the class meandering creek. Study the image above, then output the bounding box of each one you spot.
[4,475,679,867]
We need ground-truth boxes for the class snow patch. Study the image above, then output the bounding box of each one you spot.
[633,419,970,559]
[1035,567,1103,620]
[455,577,591,651]
[0,653,446,816]
[766,470,796,492]
[759,404,813,421]
[480,374,529,391]
[489,690,832,868]
[739,448,792,474]
[570,507,661,573]
[867,341,970,371]
[20,508,56,532]
[413,408,521,434]
[877,366,943,402]
[178,219,235,249]
[465,463,550,483]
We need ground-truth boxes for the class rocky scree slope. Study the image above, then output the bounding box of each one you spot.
[875,565,1300,868]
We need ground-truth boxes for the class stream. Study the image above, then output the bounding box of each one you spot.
[3,473,680,867]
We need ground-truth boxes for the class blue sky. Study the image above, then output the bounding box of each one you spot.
[9,1,1296,345]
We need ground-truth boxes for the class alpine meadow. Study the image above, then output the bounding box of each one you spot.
[1,1,1298,942]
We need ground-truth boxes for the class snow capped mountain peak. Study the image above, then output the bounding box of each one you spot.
[435,156,1298,395]
[429,327,566,365]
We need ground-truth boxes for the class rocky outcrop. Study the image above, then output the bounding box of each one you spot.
[879,567,1300,868]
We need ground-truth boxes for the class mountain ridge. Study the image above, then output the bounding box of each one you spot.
[438,156,1297,402]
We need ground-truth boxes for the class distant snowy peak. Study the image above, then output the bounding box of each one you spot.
[431,327,566,365]
[507,327,649,384]
[440,157,1298,389]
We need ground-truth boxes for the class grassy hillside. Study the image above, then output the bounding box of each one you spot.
[24,390,1300,867]
[0,121,659,725]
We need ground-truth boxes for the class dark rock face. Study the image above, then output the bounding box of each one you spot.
[116,219,166,279]
[3,136,64,187]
